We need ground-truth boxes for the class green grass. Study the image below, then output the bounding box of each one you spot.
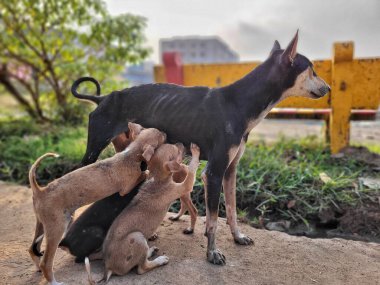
[236,136,379,224]
[0,118,114,184]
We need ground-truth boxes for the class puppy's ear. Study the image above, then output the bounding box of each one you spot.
[142,144,155,162]
[269,40,281,56]
[281,30,299,66]
[164,160,182,173]
[128,122,143,140]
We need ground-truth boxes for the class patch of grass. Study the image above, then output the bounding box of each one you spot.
[0,118,114,184]
[353,143,380,154]
[236,136,379,224]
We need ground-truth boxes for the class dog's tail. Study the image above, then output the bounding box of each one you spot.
[85,257,96,285]
[71,77,104,105]
[29,153,59,195]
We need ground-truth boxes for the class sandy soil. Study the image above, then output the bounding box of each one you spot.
[1,181,380,285]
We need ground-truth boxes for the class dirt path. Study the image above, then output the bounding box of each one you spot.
[1,181,379,285]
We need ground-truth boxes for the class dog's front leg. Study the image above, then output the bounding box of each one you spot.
[223,143,254,245]
[80,113,116,166]
[203,157,228,265]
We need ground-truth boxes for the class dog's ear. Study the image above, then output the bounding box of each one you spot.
[281,30,298,66]
[128,122,143,140]
[269,40,281,56]
[164,160,182,173]
[142,144,155,162]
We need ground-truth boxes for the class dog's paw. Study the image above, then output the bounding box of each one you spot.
[155,255,169,265]
[190,143,200,156]
[152,246,159,253]
[148,233,158,241]
[234,233,254,246]
[207,249,226,265]
[168,215,180,221]
[183,227,194,235]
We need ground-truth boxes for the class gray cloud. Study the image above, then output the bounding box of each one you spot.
[220,0,380,60]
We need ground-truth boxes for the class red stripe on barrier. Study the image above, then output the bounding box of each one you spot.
[163,52,184,85]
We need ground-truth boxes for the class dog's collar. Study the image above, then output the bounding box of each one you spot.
[289,55,295,67]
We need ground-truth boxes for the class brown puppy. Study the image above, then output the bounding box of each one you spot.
[111,131,199,235]
[86,143,200,284]
[28,123,166,285]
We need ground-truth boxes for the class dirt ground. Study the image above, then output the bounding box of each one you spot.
[1,182,380,285]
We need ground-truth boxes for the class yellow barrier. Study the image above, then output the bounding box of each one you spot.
[154,42,380,154]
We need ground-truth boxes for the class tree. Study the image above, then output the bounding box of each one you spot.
[0,0,150,122]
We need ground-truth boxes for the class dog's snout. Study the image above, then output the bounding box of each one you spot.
[319,85,330,96]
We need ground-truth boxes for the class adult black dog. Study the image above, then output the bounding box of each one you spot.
[72,32,330,265]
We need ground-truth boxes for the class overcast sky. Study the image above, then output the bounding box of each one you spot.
[105,0,380,63]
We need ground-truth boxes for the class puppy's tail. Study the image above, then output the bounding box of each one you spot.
[29,153,59,195]
[71,77,104,105]
[85,257,96,285]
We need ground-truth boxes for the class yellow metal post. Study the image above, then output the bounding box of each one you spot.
[330,42,354,154]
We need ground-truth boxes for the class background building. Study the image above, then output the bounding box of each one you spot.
[123,61,154,86]
[160,36,239,64]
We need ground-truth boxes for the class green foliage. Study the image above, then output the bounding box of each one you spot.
[0,0,150,122]
[0,119,114,184]
[236,136,379,223]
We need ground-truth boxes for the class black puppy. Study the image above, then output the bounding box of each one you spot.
[59,185,140,263]
[72,31,330,265]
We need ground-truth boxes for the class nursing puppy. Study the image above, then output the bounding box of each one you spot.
[28,123,166,285]
[59,132,142,263]
[86,143,200,284]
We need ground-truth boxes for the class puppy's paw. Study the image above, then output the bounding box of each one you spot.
[148,233,158,241]
[183,227,194,235]
[168,215,180,221]
[207,249,226,265]
[155,255,169,266]
[234,233,254,246]
[152,246,159,253]
[190,143,200,157]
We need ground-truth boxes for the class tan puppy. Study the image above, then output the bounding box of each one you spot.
[28,123,166,285]
[86,143,200,284]
[112,131,199,234]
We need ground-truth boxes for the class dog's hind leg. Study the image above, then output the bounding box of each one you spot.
[137,244,168,275]
[39,219,67,285]
[223,142,254,245]
[28,219,44,271]
[170,193,198,235]
[168,197,187,221]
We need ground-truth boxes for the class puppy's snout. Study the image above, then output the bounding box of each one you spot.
[175,143,185,154]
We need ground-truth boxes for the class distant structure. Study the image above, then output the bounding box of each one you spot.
[160,36,239,64]
[124,61,154,86]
